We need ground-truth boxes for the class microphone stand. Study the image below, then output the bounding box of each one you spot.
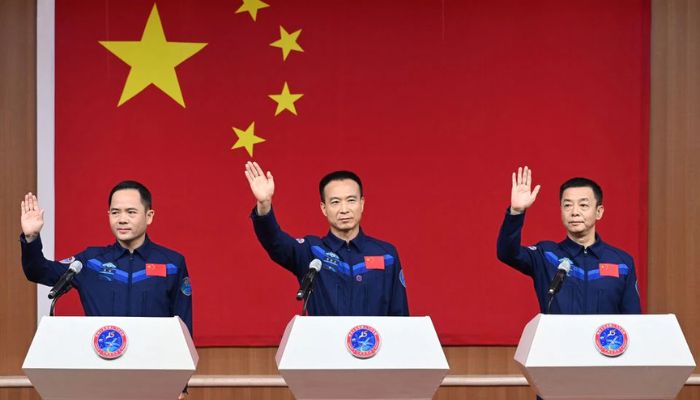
[299,283,316,316]
[49,284,72,316]
[546,293,555,314]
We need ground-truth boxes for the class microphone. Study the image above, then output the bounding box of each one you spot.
[296,259,322,300]
[547,258,571,297]
[48,260,83,300]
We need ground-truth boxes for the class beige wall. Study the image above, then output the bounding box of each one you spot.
[1,0,698,398]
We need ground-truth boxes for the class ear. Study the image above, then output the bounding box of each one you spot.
[595,205,604,221]
[320,202,328,217]
[146,209,155,225]
[360,196,365,213]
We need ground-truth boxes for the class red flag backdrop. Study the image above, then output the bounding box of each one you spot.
[54,0,649,345]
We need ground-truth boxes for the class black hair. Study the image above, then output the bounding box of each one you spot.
[559,177,603,206]
[108,180,152,210]
[319,171,363,202]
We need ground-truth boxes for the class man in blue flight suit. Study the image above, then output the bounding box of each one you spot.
[497,166,641,314]
[20,181,193,334]
[244,161,409,316]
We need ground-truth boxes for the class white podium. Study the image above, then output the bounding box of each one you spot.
[23,316,198,400]
[276,316,449,400]
[515,313,696,400]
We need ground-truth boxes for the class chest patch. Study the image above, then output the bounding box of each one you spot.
[599,263,620,278]
[364,256,385,270]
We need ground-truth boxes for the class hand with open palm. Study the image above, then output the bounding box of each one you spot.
[510,166,541,215]
[244,161,274,216]
[21,192,44,242]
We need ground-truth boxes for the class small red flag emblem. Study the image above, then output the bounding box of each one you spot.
[146,263,167,277]
[599,263,620,278]
[364,256,385,270]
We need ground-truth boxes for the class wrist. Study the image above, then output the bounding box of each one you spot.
[256,200,272,216]
[509,207,524,215]
[24,233,38,242]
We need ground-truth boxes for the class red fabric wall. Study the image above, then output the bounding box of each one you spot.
[54,0,649,345]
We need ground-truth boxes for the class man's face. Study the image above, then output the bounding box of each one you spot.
[320,179,364,235]
[560,186,603,237]
[109,189,154,248]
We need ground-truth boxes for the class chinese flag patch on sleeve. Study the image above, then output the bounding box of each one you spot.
[599,263,620,278]
[146,263,167,277]
[364,256,385,270]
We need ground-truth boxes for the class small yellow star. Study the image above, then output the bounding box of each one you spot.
[268,82,303,116]
[270,26,303,61]
[235,0,269,21]
[99,4,207,107]
[231,122,266,157]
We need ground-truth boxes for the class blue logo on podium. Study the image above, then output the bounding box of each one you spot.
[93,325,128,359]
[346,325,381,359]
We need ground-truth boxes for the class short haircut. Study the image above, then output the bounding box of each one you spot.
[319,171,363,201]
[559,177,603,206]
[108,180,152,210]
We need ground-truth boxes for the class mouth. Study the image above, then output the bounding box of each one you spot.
[117,228,131,234]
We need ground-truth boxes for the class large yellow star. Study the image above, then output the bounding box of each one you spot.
[231,122,266,157]
[235,0,269,21]
[99,4,207,107]
[270,26,303,61]
[268,82,303,116]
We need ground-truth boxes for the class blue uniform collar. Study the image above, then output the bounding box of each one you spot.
[323,228,367,253]
[560,233,604,258]
[109,235,153,261]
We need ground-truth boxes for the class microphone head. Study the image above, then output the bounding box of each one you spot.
[557,258,571,273]
[69,260,83,274]
[309,259,322,272]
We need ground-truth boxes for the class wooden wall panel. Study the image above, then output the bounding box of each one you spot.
[0,0,39,380]
[649,0,700,376]
[2,0,700,399]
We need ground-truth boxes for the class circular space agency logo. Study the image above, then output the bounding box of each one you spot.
[346,325,381,359]
[594,323,628,357]
[93,325,128,360]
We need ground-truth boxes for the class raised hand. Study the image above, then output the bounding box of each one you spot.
[21,192,45,241]
[244,161,274,216]
[510,166,541,214]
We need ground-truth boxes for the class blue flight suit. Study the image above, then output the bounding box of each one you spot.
[20,234,193,334]
[251,207,409,316]
[496,210,641,314]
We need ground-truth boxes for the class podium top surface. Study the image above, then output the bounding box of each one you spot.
[276,316,449,371]
[516,313,696,368]
[23,316,197,371]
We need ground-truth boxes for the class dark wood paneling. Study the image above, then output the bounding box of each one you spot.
[0,0,38,379]
[649,0,700,375]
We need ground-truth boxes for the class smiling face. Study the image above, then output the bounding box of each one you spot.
[560,186,604,242]
[320,179,364,241]
[108,188,154,251]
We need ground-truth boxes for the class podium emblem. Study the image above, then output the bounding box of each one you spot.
[93,325,128,359]
[594,323,628,357]
[346,325,381,359]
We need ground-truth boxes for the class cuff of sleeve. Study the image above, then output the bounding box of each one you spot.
[19,233,41,246]
[250,205,274,220]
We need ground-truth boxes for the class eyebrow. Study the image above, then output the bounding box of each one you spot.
[329,195,357,201]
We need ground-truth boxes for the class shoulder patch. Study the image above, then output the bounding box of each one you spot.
[527,246,537,251]
[59,256,76,264]
[296,238,305,244]
[181,277,192,296]
[399,270,406,288]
